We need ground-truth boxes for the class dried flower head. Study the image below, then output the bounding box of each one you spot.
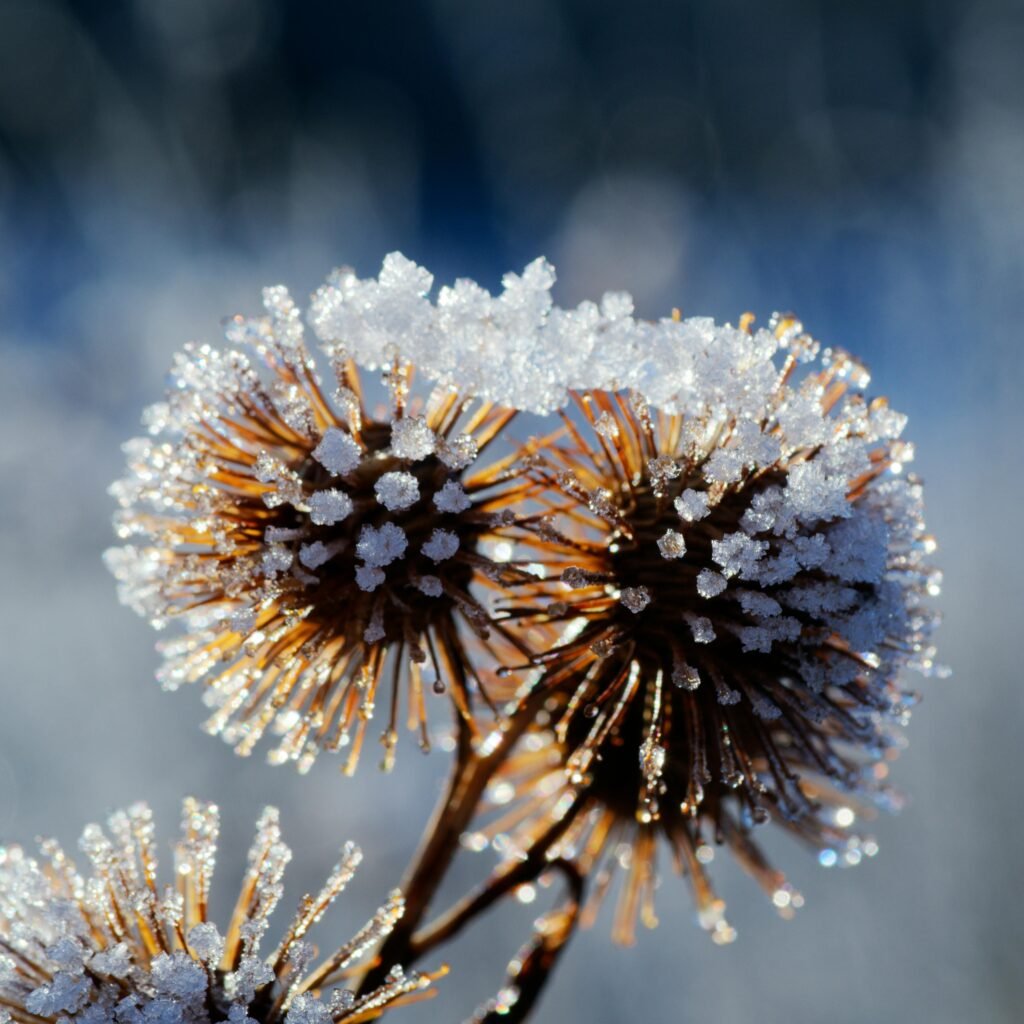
[0,798,441,1023]
[479,314,942,944]
[106,285,532,774]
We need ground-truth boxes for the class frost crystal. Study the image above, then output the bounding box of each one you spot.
[685,614,716,643]
[357,523,408,567]
[417,575,444,598]
[675,488,710,521]
[299,541,331,570]
[308,489,354,526]
[433,480,472,514]
[390,417,436,461]
[696,569,728,598]
[355,565,386,592]
[374,471,420,511]
[436,433,479,470]
[312,427,362,476]
[0,800,435,1023]
[657,529,687,559]
[619,586,651,613]
[421,529,459,563]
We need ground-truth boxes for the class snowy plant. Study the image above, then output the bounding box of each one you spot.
[0,254,941,1021]
[469,313,943,946]
[0,799,438,1023]
[104,284,538,775]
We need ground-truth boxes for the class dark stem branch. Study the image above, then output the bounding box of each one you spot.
[470,859,585,1024]
[409,792,584,959]
[355,689,548,995]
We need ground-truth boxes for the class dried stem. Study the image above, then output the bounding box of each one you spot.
[356,688,549,996]
[408,793,583,959]
[470,859,585,1024]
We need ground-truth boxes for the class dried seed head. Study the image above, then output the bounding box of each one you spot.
[0,799,441,1022]
[480,316,941,944]
[105,285,524,774]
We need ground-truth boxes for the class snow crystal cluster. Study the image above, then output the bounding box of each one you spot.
[305,253,805,414]
[0,800,431,1023]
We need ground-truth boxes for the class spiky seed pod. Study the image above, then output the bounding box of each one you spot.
[0,798,441,1023]
[477,314,942,944]
[105,286,532,775]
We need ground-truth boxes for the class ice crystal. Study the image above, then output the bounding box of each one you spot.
[356,522,409,567]
[656,529,687,560]
[619,586,651,613]
[0,800,438,1022]
[312,428,362,476]
[421,529,459,563]
[105,286,531,774]
[389,417,436,461]
[479,315,940,946]
[433,480,471,514]
[374,471,420,511]
[308,490,354,526]
[675,488,710,522]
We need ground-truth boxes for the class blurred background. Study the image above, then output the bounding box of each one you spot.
[1,0,1021,1020]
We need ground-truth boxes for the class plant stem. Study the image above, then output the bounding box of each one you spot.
[471,860,584,1024]
[407,791,583,959]
[355,689,547,995]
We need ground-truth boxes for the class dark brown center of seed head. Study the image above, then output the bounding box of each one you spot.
[262,440,478,646]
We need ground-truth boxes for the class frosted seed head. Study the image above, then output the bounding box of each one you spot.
[4,798,435,1019]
